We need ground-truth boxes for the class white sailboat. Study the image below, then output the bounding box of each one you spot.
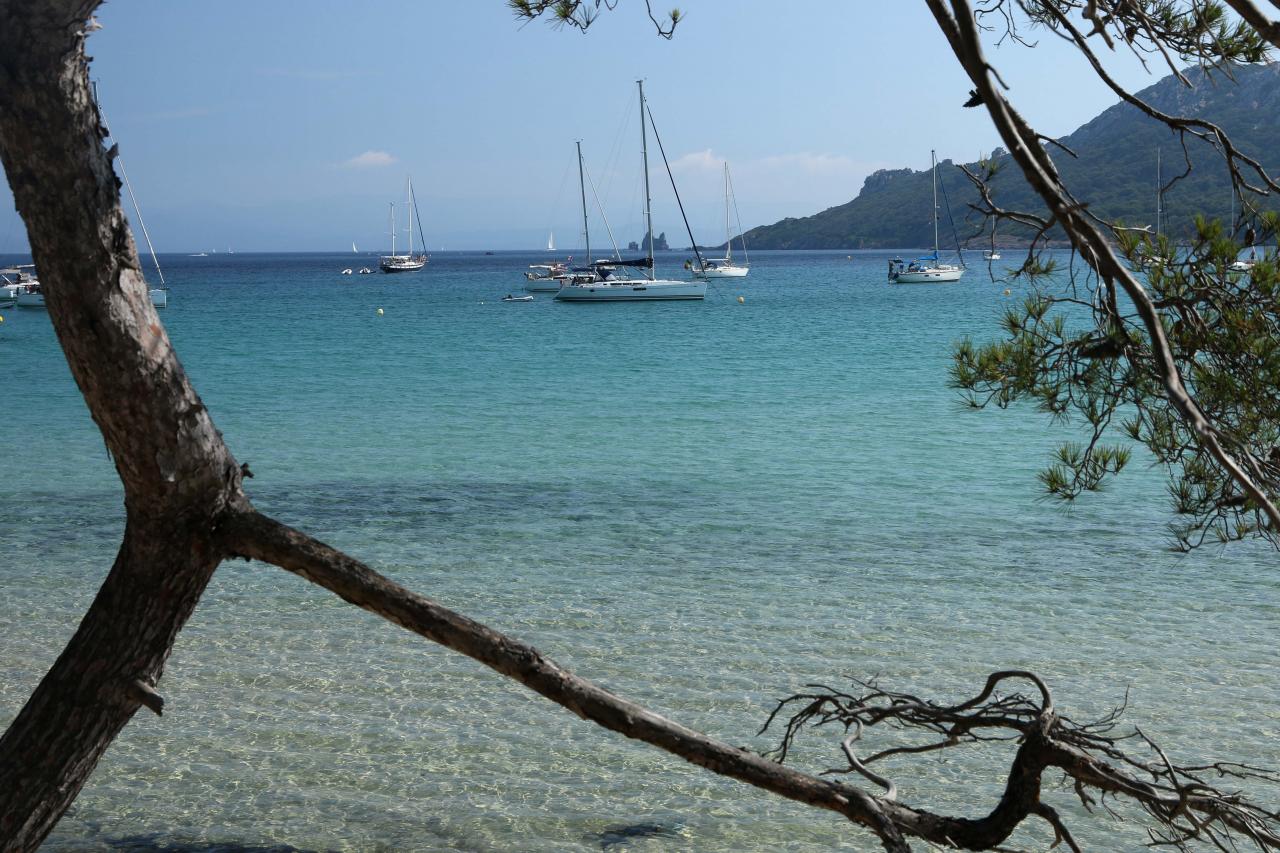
[527,142,604,292]
[379,176,428,273]
[889,149,965,284]
[547,231,555,251]
[556,81,707,302]
[352,241,359,254]
[691,162,749,279]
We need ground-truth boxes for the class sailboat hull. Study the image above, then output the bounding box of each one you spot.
[379,255,427,273]
[693,264,748,279]
[554,279,706,301]
[16,289,44,308]
[893,268,964,283]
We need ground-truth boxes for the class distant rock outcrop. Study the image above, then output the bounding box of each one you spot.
[632,231,669,252]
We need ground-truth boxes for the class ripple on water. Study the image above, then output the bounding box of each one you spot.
[2,251,1277,851]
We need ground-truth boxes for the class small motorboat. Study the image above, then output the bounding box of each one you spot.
[341,268,353,275]
[502,294,534,302]
[358,267,373,274]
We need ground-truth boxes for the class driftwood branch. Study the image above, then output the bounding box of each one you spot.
[766,675,1280,851]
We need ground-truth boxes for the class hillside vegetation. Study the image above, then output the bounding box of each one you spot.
[737,64,1280,250]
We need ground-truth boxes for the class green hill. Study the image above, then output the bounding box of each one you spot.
[739,63,1280,250]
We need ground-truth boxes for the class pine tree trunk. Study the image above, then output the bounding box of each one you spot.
[0,3,247,849]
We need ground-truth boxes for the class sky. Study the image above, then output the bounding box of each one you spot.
[0,1,1166,252]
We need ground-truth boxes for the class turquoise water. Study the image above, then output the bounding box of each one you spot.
[1,251,1276,851]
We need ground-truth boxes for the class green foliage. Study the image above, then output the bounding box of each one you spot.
[954,220,1280,548]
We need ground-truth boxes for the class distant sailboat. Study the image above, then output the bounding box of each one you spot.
[555,81,707,302]
[888,149,965,284]
[690,162,749,278]
[379,176,428,273]
[352,241,359,254]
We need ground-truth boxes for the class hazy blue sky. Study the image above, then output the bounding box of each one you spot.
[0,1,1163,252]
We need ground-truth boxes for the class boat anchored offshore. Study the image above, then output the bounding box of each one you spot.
[524,261,570,292]
[502,294,534,302]
[379,176,428,273]
[690,162,749,279]
[889,150,965,284]
[556,81,707,303]
[1,267,35,307]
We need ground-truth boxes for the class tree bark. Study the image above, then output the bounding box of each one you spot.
[0,3,248,849]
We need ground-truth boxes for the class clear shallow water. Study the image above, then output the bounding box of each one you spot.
[1,251,1276,851]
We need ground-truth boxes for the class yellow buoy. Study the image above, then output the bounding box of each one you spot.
[737,296,745,304]
[377,307,384,315]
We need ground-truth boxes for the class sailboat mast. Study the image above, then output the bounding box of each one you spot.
[404,178,414,257]
[1156,147,1162,239]
[728,165,748,266]
[388,202,396,256]
[724,162,732,262]
[1229,176,1234,236]
[931,149,940,258]
[639,79,655,280]
[576,140,591,265]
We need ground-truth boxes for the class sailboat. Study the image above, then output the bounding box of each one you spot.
[379,176,428,273]
[352,241,359,254]
[888,150,965,284]
[556,81,707,302]
[1138,148,1169,269]
[527,142,595,292]
[547,231,555,251]
[691,162,749,278]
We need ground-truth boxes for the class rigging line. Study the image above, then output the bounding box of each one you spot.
[727,165,748,265]
[93,86,164,286]
[583,161,622,260]
[937,162,965,269]
[409,181,428,256]
[643,102,705,270]
[547,157,573,232]
[600,94,635,206]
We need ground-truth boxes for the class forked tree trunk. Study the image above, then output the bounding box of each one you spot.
[0,3,248,849]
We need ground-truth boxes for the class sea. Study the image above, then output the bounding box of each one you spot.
[1,250,1276,852]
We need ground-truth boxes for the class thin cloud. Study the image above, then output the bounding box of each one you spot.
[668,149,894,231]
[259,68,369,81]
[341,150,396,169]
[670,149,723,173]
